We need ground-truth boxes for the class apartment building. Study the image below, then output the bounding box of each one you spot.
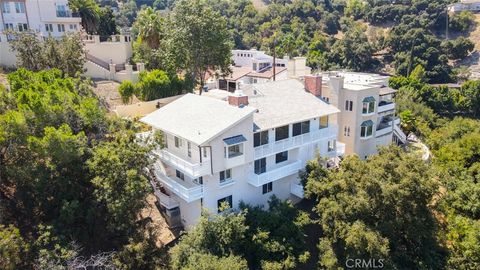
[141,77,343,228]
[319,71,406,159]
[0,0,81,37]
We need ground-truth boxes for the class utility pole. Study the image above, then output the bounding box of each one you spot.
[446,7,449,40]
[272,37,276,81]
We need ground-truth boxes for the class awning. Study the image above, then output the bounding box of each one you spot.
[223,135,247,145]
[361,120,374,127]
[363,96,376,103]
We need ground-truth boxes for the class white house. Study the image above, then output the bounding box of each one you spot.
[208,49,312,91]
[0,1,139,82]
[0,0,81,37]
[141,76,342,228]
[448,0,480,13]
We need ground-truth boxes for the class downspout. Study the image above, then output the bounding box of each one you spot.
[203,146,213,175]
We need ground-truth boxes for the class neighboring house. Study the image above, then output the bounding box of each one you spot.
[320,71,406,159]
[448,0,480,13]
[141,77,342,228]
[210,49,312,91]
[0,1,139,82]
[0,0,81,37]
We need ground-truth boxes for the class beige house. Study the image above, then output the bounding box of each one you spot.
[318,71,406,159]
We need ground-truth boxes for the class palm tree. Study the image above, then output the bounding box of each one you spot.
[68,0,100,34]
[134,7,164,49]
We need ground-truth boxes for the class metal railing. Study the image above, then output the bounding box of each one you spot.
[248,160,302,187]
[86,53,109,70]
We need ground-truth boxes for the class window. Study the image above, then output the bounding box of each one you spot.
[319,116,329,129]
[217,195,232,213]
[347,127,350,136]
[254,130,268,147]
[226,144,243,158]
[362,97,375,114]
[194,176,203,185]
[45,24,53,32]
[219,169,232,183]
[275,151,288,163]
[56,4,69,17]
[4,23,13,30]
[275,125,289,141]
[187,142,191,157]
[328,140,336,152]
[345,100,353,111]
[14,2,24,13]
[174,136,182,148]
[17,23,27,31]
[2,2,10,13]
[262,182,273,194]
[254,158,266,175]
[57,24,65,32]
[69,24,77,30]
[293,121,310,136]
[360,120,374,138]
[344,126,351,137]
[175,170,184,180]
[203,147,207,158]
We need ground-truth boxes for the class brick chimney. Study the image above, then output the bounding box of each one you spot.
[304,74,322,97]
[228,90,249,107]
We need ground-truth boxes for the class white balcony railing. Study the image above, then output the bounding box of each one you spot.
[154,149,211,178]
[254,125,338,159]
[153,162,203,203]
[290,182,304,198]
[336,142,346,156]
[377,102,395,113]
[248,160,303,187]
[154,190,180,209]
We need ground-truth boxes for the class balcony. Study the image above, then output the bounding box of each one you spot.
[254,125,337,159]
[56,10,73,17]
[149,177,180,209]
[377,101,395,114]
[152,162,203,203]
[336,142,346,156]
[154,189,180,209]
[290,182,304,199]
[248,160,302,187]
[375,117,400,137]
[154,149,211,178]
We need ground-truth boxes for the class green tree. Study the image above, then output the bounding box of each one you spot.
[88,132,152,236]
[119,80,136,104]
[9,32,86,77]
[134,7,164,49]
[168,0,233,94]
[97,7,118,36]
[0,224,29,270]
[306,146,446,269]
[170,209,248,269]
[8,32,44,71]
[68,0,100,34]
[449,11,476,32]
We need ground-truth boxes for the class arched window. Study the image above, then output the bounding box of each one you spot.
[360,120,374,138]
[362,96,376,114]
